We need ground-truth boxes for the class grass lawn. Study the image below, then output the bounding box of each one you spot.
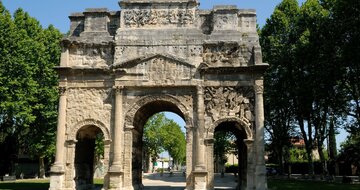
[268,179,359,190]
[0,179,49,190]
[0,178,359,190]
[0,179,103,190]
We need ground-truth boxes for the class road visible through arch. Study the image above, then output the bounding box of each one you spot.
[143,172,237,190]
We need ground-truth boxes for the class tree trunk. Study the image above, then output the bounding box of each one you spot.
[306,148,314,176]
[328,116,337,175]
[298,118,315,176]
[39,156,46,178]
[317,145,327,178]
[278,146,284,175]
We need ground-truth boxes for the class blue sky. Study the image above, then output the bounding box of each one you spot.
[3,0,305,33]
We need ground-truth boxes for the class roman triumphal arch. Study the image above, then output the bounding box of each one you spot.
[49,1,268,190]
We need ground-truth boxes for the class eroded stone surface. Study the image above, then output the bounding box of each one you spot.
[66,88,112,130]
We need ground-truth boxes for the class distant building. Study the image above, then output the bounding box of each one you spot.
[290,137,320,160]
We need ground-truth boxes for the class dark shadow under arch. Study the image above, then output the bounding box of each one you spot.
[74,125,105,190]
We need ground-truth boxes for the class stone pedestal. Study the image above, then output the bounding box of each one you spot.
[193,171,208,190]
[49,166,65,190]
[244,139,255,190]
[106,170,124,190]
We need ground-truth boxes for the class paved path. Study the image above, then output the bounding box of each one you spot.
[143,172,237,190]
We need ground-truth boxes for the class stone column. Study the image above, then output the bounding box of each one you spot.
[110,86,124,171]
[53,87,67,169]
[195,86,206,169]
[108,86,124,190]
[49,87,67,190]
[185,126,194,189]
[254,80,267,190]
[193,86,207,190]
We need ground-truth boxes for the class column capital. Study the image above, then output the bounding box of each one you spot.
[244,139,254,147]
[125,125,134,131]
[113,85,124,94]
[254,80,264,94]
[65,139,77,147]
[58,86,67,96]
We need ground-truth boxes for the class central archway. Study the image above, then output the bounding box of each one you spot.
[124,95,193,190]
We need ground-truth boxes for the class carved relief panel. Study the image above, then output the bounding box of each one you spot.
[214,14,238,30]
[203,43,251,67]
[123,55,194,84]
[204,86,254,125]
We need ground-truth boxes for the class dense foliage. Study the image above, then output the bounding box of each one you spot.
[0,2,62,177]
[261,0,360,176]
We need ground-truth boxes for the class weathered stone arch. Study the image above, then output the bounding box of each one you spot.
[51,1,268,189]
[207,117,253,140]
[68,119,111,142]
[124,94,192,129]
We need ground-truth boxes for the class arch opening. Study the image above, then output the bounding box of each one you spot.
[74,125,105,190]
[213,121,248,190]
[129,100,188,189]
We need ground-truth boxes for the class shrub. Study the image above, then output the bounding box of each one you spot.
[225,164,239,173]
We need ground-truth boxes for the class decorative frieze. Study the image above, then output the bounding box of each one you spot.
[123,9,195,27]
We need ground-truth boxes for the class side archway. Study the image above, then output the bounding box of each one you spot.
[205,117,254,190]
[66,119,111,190]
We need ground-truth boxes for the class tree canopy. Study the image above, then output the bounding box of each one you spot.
[143,113,186,168]
[261,0,360,176]
[0,2,62,176]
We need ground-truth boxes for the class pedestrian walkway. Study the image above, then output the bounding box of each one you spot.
[142,172,237,190]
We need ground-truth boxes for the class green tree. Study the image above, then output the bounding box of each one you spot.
[160,120,186,167]
[143,113,186,171]
[334,0,360,175]
[143,113,166,172]
[334,0,360,131]
[0,4,61,176]
[260,0,300,174]
[339,132,360,173]
[261,0,350,176]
